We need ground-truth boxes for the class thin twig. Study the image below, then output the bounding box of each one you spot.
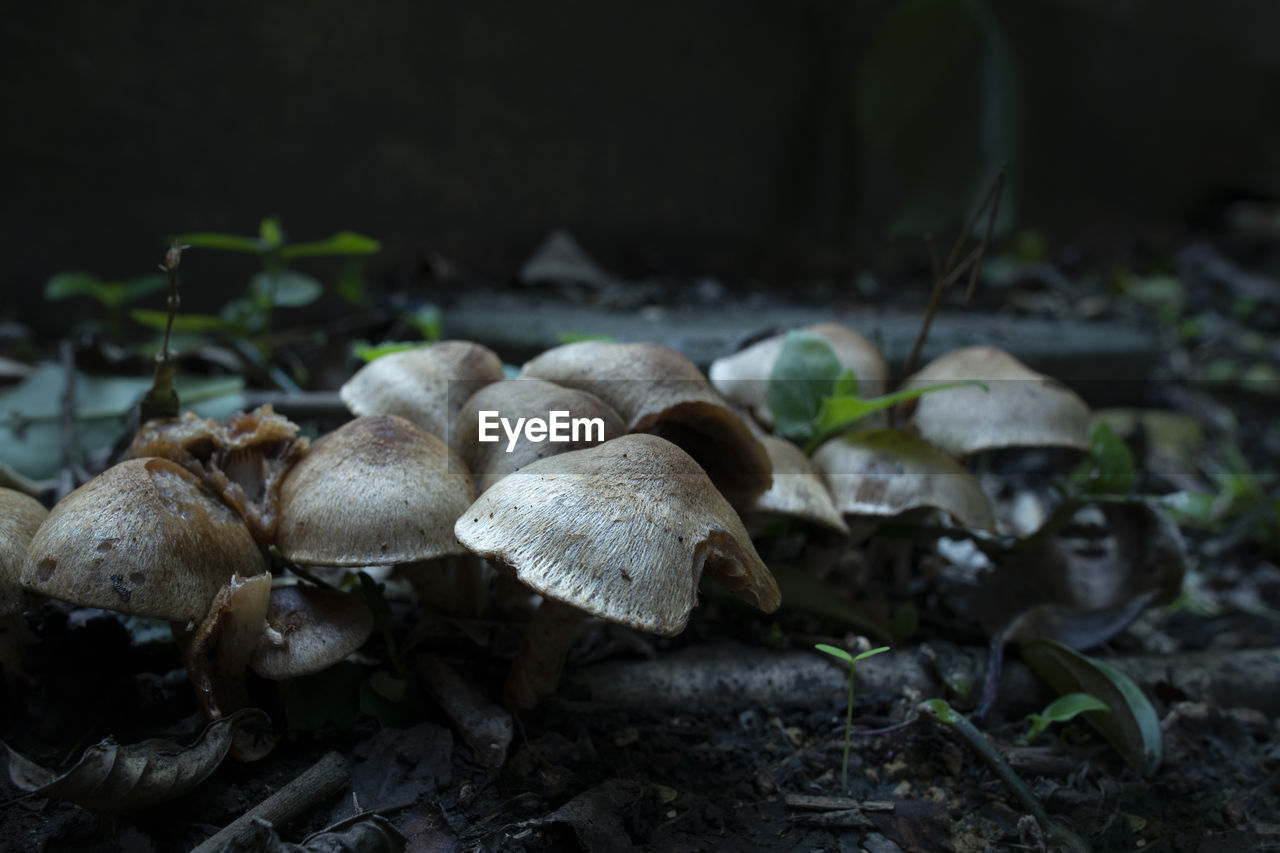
[189,751,349,853]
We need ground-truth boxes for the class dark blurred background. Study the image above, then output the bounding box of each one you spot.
[3,0,1279,326]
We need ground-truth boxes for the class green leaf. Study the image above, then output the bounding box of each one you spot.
[833,368,860,397]
[1022,692,1110,744]
[281,230,381,258]
[44,272,105,301]
[334,260,367,305]
[177,232,266,254]
[115,274,169,306]
[557,331,616,344]
[809,381,986,452]
[1073,421,1137,495]
[1020,638,1161,774]
[352,341,422,363]
[248,270,323,308]
[258,216,285,249]
[854,646,891,662]
[814,643,854,664]
[131,308,234,334]
[404,304,442,342]
[769,332,843,441]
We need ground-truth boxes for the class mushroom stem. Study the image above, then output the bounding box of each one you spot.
[177,572,273,720]
[503,597,584,709]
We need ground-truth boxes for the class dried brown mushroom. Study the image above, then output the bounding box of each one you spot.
[128,405,309,548]
[709,322,890,428]
[251,585,374,680]
[21,457,266,625]
[276,414,477,567]
[1,488,48,616]
[902,346,1091,457]
[339,341,505,440]
[180,572,274,719]
[520,341,772,504]
[451,378,626,493]
[454,433,779,708]
[813,429,996,532]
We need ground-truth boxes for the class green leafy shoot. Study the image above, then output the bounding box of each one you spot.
[1020,692,1110,745]
[45,271,168,341]
[403,304,443,342]
[557,331,616,344]
[815,643,890,794]
[769,331,985,453]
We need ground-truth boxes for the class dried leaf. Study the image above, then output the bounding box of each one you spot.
[2,708,270,812]
[1020,638,1162,774]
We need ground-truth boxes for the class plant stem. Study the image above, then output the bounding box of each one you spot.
[842,666,853,794]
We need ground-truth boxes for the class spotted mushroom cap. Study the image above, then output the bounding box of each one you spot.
[708,323,890,429]
[339,341,505,440]
[902,346,1091,457]
[277,414,477,566]
[813,429,996,531]
[20,458,265,624]
[251,585,374,680]
[451,379,626,494]
[519,341,772,504]
[0,488,49,615]
[455,433,779,636]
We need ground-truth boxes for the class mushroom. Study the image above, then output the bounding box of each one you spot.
[708,323,890,429]
[21,457,266,625]
[276,414,482,614]
[128,405,309,548]
[454,433,779,708]
[1,488,48,616]
[339,341,505,440]
[901,346,1091,457]
[251,585,374,680]
[751,434,851,536]
[520,341,772,504]
[276,414,477,567]
[451,378,626,494]
[812,429,995,533]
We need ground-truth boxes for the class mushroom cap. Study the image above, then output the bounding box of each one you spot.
[277,414,478,566]
[708,323,890,428]
[813,429,996,531]
[454,433,779,636]
[451,379,626,493]
[902,346,1091,457]
[751,436,851,536]
[519,341,772,504]
[251,585,374,680]
[0,488,49,615]
[21,458,264,623]
[339,341,505,440]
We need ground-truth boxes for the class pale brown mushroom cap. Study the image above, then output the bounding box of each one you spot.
[339,341,505,440]
[277,414,478,566]
[0,488,49,615]
[251,585,374,679]
[455,433,779,636]
[708,323,890,429]
[752,436,851,536]
[813,429,996,531]
[451,379,626,493]
[20,458,264,623]
[902,346,1091,457]
[519,341,772,504]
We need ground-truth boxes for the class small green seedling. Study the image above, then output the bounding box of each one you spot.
[815,643,890,793]
[1020,692,1110,746]
[44,270,168,342]
[769,332,985,453]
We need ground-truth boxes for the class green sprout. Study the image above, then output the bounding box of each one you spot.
[44,270,168,343]
[1020,692,1110,746]
[815,643,890,793]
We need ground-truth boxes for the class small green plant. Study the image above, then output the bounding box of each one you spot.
[350,304,445,363]
[814,642,890,793]
[44,270,168,342]
[1019,692,1110,746]
[131,216,380,365]
[769,332,983,453]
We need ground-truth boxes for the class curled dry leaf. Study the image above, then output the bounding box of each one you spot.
[2,708,272,813]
